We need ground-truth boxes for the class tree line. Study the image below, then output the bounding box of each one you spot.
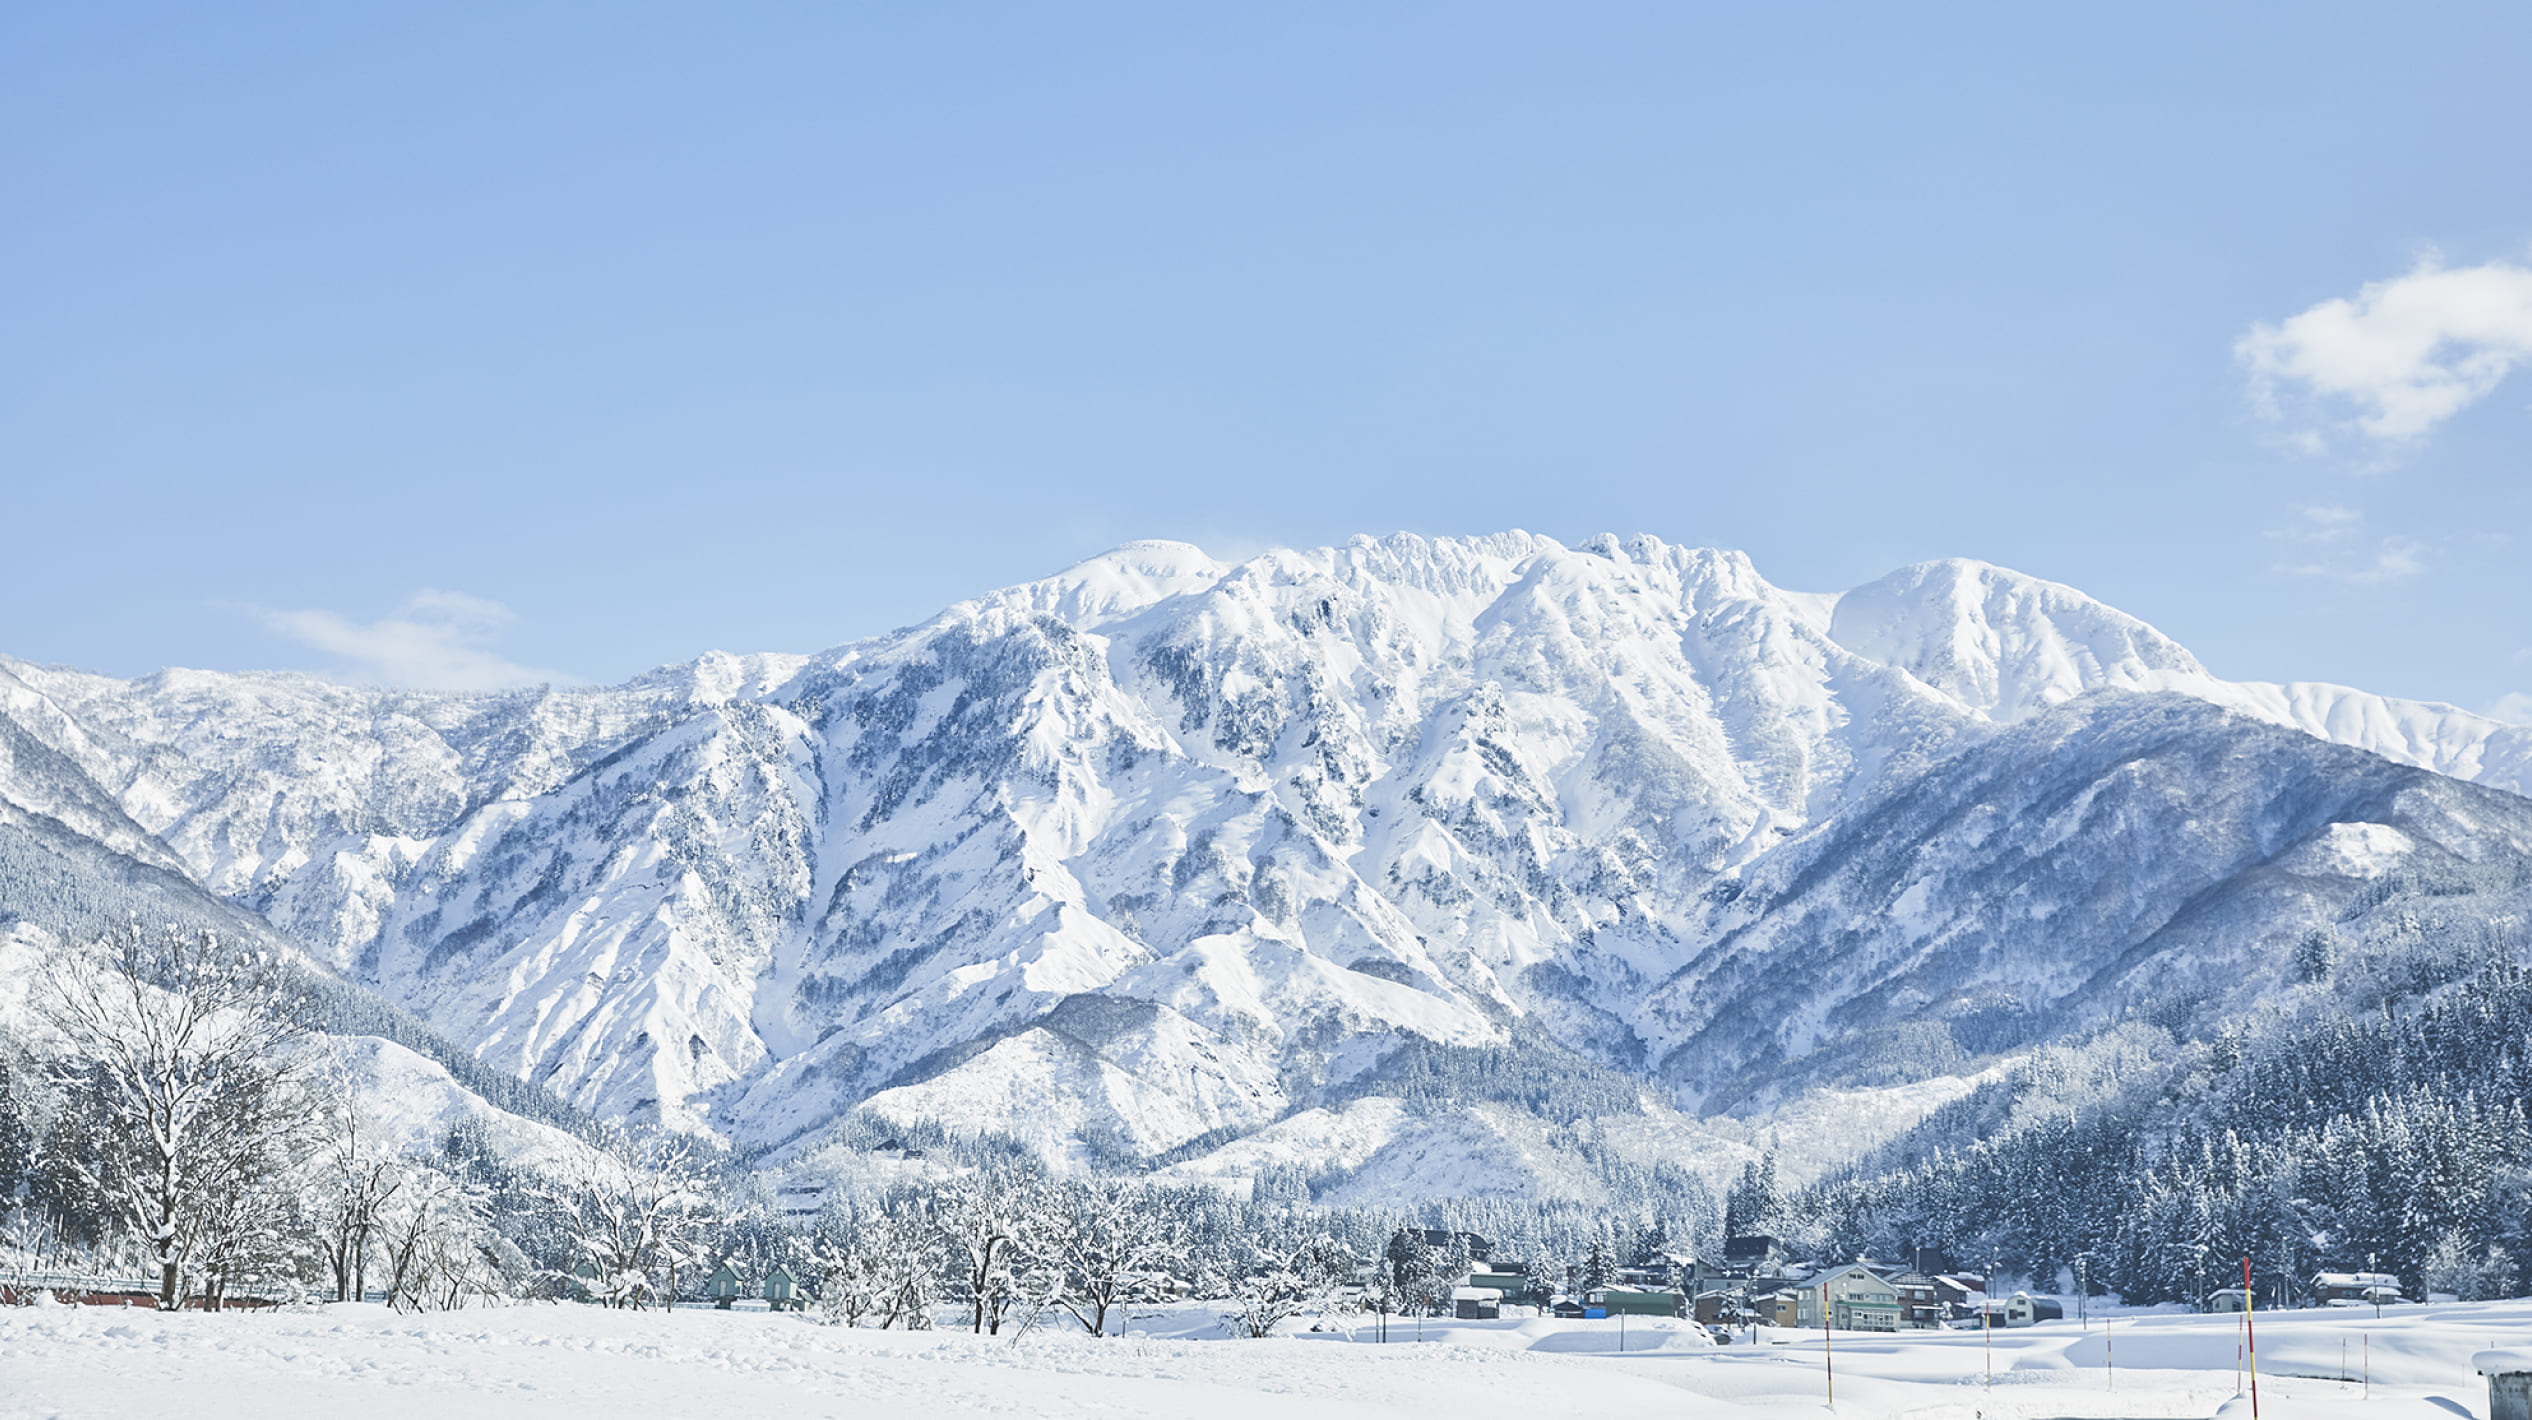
[26,921,2515,1324]
[0,923,1719,1327]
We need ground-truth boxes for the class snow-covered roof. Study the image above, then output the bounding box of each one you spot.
[2477,1350,2532,1375]
[2313,1271,2401,1287]
[1804,1262,1890,1287]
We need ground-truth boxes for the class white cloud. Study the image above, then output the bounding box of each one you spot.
[2490,691,2532,726]
[2238,256,2532,453]
[260,590,573,691]
[2350,536,2427,583]
[2264,507,2427,583]
[2268,504,2363,545]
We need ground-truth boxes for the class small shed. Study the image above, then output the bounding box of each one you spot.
[1593,1288,1686,1318]
[707,1262,745,1309]
[2004,1292,2063,1327]
[1452,1286,1501,1320]
[2477,1349,2532,1420]
[763,1264,801,1311]
[2207,1286,2251,1313]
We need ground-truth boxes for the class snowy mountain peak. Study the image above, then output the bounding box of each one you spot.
[969,539,1232,628]
[1828,557,2210,723]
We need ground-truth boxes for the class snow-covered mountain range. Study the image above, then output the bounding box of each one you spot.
[4,532,2529,1185]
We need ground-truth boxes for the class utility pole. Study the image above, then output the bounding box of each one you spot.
[1984,1256,1997,1391]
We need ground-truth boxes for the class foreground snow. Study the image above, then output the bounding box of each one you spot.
[3,1296,2520,1420]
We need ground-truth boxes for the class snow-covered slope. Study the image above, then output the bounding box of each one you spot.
[3,533,2527,1178]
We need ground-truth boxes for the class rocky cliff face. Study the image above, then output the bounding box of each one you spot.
[4,532,2526,1166]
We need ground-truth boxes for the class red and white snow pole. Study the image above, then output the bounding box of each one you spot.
[2242,1256,2261,1420]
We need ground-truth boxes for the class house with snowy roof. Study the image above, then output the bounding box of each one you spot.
[2312,1271,2404,1307]
[1788,1264,1902,1332]
[1884,1271,1945,1329]
[1419,1228,1492,1262]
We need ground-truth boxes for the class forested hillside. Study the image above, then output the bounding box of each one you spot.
[1785,956,2531,1303]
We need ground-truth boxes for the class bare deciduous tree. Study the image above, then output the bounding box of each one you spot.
[541,1130,714,1308]
[380,1164,503,1311]
[937,1163,1041,1333]
[316,1082,403,1303]
[36,923,316,1308]
[1037,1176,1187,1337]
[1219,1232,1355,1339]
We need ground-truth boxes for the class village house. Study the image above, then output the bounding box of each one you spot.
[703,1261,806,1311]
[1420,1228,1493,1262]
[1884,1271,1945,1329]
[2313,1271,2405,1307]
[1723,1234,1791,1271]
[1790,1264,1903,1332]
[773,1177,830,1222]
[1464,1263,1538,1307]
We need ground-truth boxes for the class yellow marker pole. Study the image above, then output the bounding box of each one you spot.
[1823,1295,1835,1407]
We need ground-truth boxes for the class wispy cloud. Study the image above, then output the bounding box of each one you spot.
[2350,537,2428,583]
[2276,504,2363,544]
[2491,692,2532,726]
[2238,256,2532,457]
[2265,507,2428,583]
[260,590,574,691]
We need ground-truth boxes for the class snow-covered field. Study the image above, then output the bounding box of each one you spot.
[4,1296,2520,1420]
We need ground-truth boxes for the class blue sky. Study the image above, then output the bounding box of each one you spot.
[6,3,2530,715]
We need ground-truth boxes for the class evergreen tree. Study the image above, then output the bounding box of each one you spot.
[0,1052,32,1203]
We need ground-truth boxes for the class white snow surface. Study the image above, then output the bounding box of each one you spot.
[0,1294,2520,1420]
[4,532,2530,1172]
